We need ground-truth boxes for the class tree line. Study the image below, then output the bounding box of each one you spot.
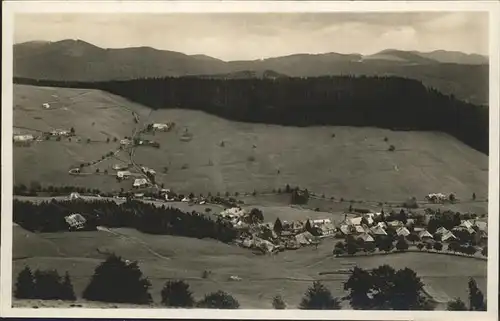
[14,254,486,310]
[13,199,238,243]
[14,76,488,154]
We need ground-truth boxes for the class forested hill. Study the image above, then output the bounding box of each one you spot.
[14,76,488,154]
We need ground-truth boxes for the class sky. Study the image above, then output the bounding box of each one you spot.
[14,12,489,61]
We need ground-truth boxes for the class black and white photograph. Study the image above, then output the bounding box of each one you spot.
[1,1,499,319]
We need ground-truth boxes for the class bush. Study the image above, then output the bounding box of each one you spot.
[384,137,388,142]
[481,246,487,257]
[388,145,396,152]
[83,254,152,304]
[433,242,443,251]
[396,237,409,251]
[197,290,240,309]
[161,280,195,307]
[247,155,256,162]
[299,281,340,310]
[447,298,467,311]
[417,243,425,251]
[272,295,286,309]
[425,242,433,250]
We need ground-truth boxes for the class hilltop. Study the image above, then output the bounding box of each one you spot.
[13,40,488,104]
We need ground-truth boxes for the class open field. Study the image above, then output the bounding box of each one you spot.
[13,224,487,309]
[14,85,488,215]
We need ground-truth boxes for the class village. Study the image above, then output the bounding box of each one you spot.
[13,103,489,260]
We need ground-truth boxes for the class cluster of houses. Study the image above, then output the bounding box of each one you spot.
[214,207,337,253]
[336,211,488,245]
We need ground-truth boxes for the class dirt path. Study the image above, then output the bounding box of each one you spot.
[96,226,172,261]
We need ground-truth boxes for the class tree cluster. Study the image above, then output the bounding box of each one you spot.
[344,265,433,310]
[14,266,75,301]
[13,199,239,243]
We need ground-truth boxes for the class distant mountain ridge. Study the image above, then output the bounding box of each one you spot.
[13,39,489,105]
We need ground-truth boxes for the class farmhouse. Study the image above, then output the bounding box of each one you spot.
[475,221,487,232]
[133,178,148,188]
[426,193,447,203]
[460,220,474,229]
[69,192,80,200]
[358,233,375,243]
[112,163,130,170]
[13,134,34,142]
[141,166,156,176]
[117,171,132,179]
[370,225,387,236]
[388,220,403,228]
[396,227,411,237]
[42,103,50,109]
[441,230,458,242]
[120,139,132,146]
[419,230,434,240]
[64,213,87,230]
[51,129,70,136]
[152,123,171,131]
[435,227,449,235]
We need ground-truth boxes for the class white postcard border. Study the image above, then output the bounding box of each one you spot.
[1,1,499,320]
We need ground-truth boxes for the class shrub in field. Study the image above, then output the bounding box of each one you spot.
[447,298,467,311]
[272,295,287,309]
[299,281,340,310]
[83,254,152,304]
[161,280,195,307]
[388,145,395,152]
[197,290,240,309]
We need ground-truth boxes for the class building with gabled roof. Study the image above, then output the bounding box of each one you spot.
[441,231,458,242]
[419,230,434,239]
[396,227,410,237]
[65,213,87,230]
[358,233,375,243]
[370,225,387,236]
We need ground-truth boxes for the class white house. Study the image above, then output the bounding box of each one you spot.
[370,225,387,236]
[120,139,132,146]
[133,178,148,188]
[358,233,375,243]
[65,213,86,230]
[69,192,81,200]
[117,171,132,179]
[51,129,69,136]
[13,134,34,142]
[388,220,403,228]
[460,220,474,229]
[441,231,458,242]
[419,230,434,239]
[396,227,411,237]
[42,103,50,109]
[152,123,170,131]
[435,227,449,235]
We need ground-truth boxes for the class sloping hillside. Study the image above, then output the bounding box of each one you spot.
[13,85,488,212]
[13,40,488,104]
